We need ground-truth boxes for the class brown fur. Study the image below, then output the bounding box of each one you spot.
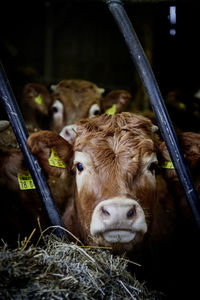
[0,147,50,244]
[27,130,73,177]
[0,144,74,245]
[2,112,200,297]
[72,113,174,245]
[50,79,131,132]
[50,79,104,131]
[21,83,52,129]
[26,113,175,253]
[100,89,131,113]
[160,131,200,224]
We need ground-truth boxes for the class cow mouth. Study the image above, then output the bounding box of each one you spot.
[102,230,136,243]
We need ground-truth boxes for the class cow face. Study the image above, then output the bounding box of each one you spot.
[27,113,162,253]
[49,80,104,132]
[50,80,131,138]
[71,113,160,251]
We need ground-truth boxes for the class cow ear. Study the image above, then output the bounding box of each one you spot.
[0,120,9,132]
[50,84,57,92]
[23,85,37,99]
[27,130,73,177]
[22,83,52,116]
[152,125,158,133]
[101,90,131,113]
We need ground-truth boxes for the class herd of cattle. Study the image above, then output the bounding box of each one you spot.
[0,79,200,298]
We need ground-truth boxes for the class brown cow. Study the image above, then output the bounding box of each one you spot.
[50,79,131,134]
[1,80,131,148]
[20,82,52,130]
[0,142,74,246]
[1,112,199,297]
[27,112,172,246]
[160,131,200,226]
[0,83,53,149]
[159,132,200,298]
[26,112,200,298]
[26,112,184,295]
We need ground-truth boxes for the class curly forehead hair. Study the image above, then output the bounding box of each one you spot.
[75,112,160,144]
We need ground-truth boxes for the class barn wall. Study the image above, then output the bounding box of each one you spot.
[0,1,200,116]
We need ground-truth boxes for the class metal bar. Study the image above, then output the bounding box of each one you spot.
[0,62,68,240]
[104,0,200,229]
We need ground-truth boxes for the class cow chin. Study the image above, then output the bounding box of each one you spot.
[103,230,136,243]
[91,230,144,254]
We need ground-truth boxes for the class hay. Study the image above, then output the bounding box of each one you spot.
[0,231,164,299]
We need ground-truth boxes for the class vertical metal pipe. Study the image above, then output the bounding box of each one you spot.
[0,62,68,240]
[104,0,200,229]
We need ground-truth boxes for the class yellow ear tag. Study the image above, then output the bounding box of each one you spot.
[17,172,36,190]
[48,149,66,168]
[105,104,116,115]
[35,94,43,105]
[161,161,174,169]
[179,102,186,110]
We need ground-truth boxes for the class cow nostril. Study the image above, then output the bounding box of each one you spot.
[127,206,136,219]
[101,207,110,217]
[65,130,70,136]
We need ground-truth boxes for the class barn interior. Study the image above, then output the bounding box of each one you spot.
[0,1,200,299]
[0,0,200,132]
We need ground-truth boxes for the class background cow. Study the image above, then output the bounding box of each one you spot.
[160,131,200,222]
[1,79,131,147]
[0,82,53,149]
[49,79,131,134]
[20,82,52,130]
[0,141,74,246]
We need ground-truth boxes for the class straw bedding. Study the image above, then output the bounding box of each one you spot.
[0,230,164,299]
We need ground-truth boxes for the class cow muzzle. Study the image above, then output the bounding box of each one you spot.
[90,197,147,244]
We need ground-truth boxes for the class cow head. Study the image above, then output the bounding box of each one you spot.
[49,79,104,132]
[160,131,200,181]
[27,112,172,254]
[49,79,131,135]
[21,83,52,129]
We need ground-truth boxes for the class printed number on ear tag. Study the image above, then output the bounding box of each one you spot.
[105,104,116,115]
[35,94,43,105]
[17,172,36,190]
[48,149,66,168]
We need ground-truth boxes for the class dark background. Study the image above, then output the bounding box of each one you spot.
[0,0,200,127]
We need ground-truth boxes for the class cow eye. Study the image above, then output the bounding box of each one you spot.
[93,110,100,115]
[89,104,101,118]
[52,106,58,113]
[148,161,158,174]
[51,100,63,115]
[76,163,84,172]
